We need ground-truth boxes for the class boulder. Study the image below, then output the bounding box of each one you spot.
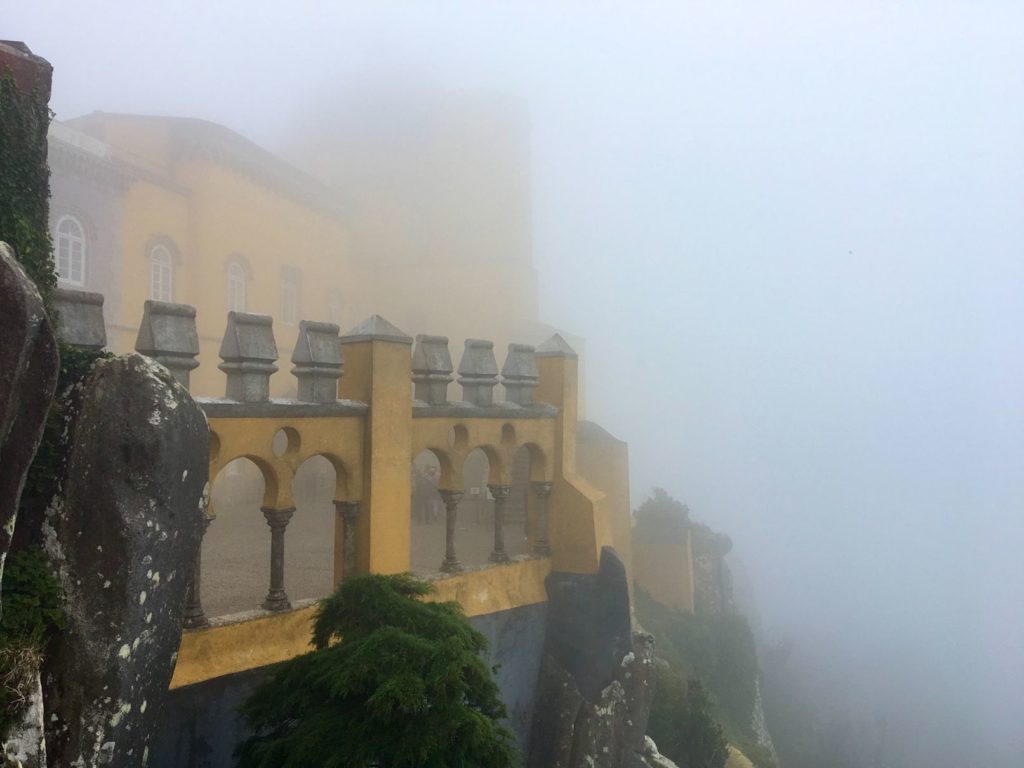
[41,354,208,767]
[528,548,663,768]
[0,243,58,606]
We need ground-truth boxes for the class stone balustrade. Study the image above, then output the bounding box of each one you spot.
[50,289,609,634]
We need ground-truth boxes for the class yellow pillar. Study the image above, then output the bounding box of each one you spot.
[576,421,634,598]
[535,335,609,574]
[338,316,413,575]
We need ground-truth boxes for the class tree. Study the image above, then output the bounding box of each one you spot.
[235,573,517,768]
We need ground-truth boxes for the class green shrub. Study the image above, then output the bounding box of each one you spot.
[0,548,65,736]
[0,68,55,306]
[235,573,517,768]
[634,487,691,541]
[648,667,728,768]
[637,588,759,734]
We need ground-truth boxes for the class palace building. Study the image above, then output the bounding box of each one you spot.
[46,98,548,397]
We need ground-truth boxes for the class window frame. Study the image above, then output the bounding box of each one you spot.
[55,215,86,286]
[227,261,247,313]
[149,244,174,302]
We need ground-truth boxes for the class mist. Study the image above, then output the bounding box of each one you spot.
[7,2,1023,765]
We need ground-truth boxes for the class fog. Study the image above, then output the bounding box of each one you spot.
[8,2,1023,765]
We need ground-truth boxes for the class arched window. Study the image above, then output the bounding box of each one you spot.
[55,216,86,285]
[149,244,174,302]
[227,261,247,312]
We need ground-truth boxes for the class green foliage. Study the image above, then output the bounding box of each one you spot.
[649,667,728,768]
[0,68,55,306]
[235,573,517,768]
[0,548,65,736]
[634,487,691,541]
[0,550,65,645]
[637,589,759,735]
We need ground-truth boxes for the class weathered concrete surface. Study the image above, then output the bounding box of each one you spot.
[0,243,58,602]
[528,547,664,768]
[42,353,208,767]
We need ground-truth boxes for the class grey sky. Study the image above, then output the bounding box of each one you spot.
[7,2,1023,764]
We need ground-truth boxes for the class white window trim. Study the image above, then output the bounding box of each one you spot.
[149,244,174,302]
[55,215,86,286]
[227,261,247,313]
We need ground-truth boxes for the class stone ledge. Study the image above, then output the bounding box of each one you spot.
[169,558,552,690]
[413,401,558,419]
[197,397,368,418]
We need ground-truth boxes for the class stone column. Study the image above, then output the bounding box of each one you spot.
[532,481,553,556]
[182,516,211,628]
[333,501,360,585]
[438,490,464,573]
[262,506,295,611]
[488,484,512,564]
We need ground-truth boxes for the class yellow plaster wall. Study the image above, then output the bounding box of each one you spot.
[338,338,413,575]
[170,557,550,689]
[576,424,634,593]
[534,352,613,573]
[410,416,556,489]
[207,414,365,509]
[633,527,695,614]
[110,178,191,344]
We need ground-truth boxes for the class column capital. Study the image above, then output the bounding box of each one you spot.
[262,506,295,529]
[438,489,464,507]
[531,481,553,498]
[488,483,512,500]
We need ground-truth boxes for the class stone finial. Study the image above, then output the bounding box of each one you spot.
[340,315,412,345]
[457,339,499,406]
[135,300,200,389]
[536,333,578,359]
[218,311,278,402]
[412,334,453,405]
[291,320,343,403]
[501,343,539,405]
[53,288,106,350]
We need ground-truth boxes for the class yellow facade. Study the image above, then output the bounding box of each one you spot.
[633,526,696,614]
[55,111,545,397]
[170,557,552,689]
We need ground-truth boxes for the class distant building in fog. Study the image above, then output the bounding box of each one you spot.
[47,94,562,396]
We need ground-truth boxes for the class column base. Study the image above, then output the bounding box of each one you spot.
[440,556,463,574]
[262,591,291,612]
[489,550,511,564]
[533,542,551,556]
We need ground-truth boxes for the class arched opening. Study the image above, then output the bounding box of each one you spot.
[287,455,337,601]
[409,450,443,574]
[509,444,532,541]
[55,215,86,285]
[149,243,174,302]
[203,457,268,617]
[451,447,528,567]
